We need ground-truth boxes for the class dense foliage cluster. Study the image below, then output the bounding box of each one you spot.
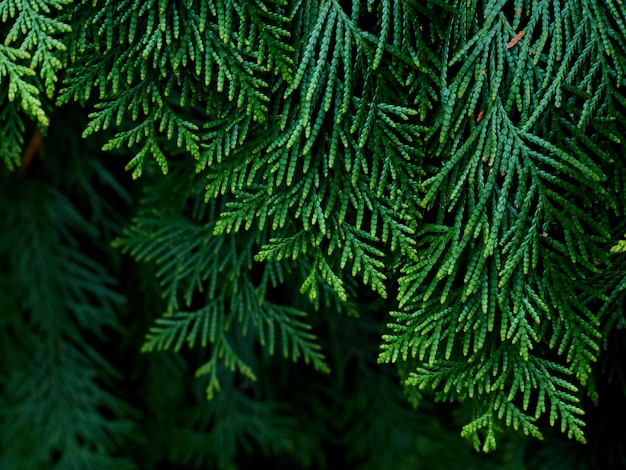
[1,0,626,468]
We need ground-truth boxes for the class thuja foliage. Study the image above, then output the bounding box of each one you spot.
[1,0,626,468]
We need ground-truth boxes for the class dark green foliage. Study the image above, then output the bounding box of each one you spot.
[0,113,135,468]
[2,0,626,468]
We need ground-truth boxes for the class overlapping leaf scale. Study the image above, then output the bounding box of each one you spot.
[381,0,620,447]
[0,0,71,167]
[403,347,585,451]
[62,0,294,176]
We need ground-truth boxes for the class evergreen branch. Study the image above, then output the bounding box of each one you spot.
[113,211,226,312]
[0,91,26,170]
[142,303,221,352]
[0,178,134,468]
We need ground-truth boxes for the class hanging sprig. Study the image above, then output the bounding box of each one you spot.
[380,0,625,450]
[0,0,71,168]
